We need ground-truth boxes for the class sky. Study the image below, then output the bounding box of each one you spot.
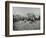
[13,7,40,16]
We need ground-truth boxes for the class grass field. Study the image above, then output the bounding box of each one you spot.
[13,20,40,31]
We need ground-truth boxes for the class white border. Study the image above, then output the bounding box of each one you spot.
[9,3,43,35]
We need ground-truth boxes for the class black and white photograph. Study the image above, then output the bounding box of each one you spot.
[5,1,45,37]
[13,7,40,30]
